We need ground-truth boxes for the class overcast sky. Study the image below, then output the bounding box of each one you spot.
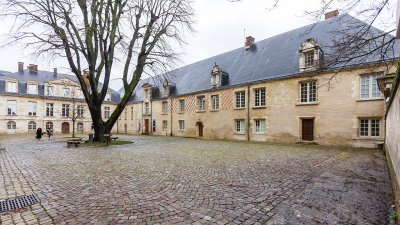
[0,0,396,89]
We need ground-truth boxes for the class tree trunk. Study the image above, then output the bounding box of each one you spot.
[72,120,76,138]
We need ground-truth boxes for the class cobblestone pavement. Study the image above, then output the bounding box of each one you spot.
[0,135,393,225]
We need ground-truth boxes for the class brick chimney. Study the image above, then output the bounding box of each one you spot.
[18,62,24,73]
[325,10,339,20]
[245,36,255,50]
[53,68,57,77]
[28,64,38,74]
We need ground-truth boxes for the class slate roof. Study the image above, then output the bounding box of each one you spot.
[0,69,120,102]
[129,14,400,102]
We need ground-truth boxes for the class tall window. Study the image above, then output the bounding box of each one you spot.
[28,121,36,131]
[7,100,17,115]
[27,83,37,95]
[300,81,317,103]
[162,101,168,114]
[77,106,84,118]
[104,107,110,119]
[46,86,54,96]
[77,122,84,133]
[178,120,185,131]
[46,103,54,116]
[131,107,134,120]
[197,96,205,111]
[359,119,380,137]
[235,120,245,133]
[254,89,266,107]
[211,95,219,110]
[46,122,53,130]
[179,99,186,112]
[7,81,17,93]
[144,102,150,114]
[62,88,70,97]
[304,51,315,67]
[360,75,381,99]
[7,121,16,130]
[62,104,70,117]
[28,101,37,116]
[255,119,266,133]
[235,91,245,108]
[162,120,168,131]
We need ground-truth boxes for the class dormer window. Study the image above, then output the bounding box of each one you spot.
[6,80,17,93]
[106,92,112,101]
[299,38,323,72]
[142,83,153,100]
[163,80,170,97]
[63,88,70,97]
[27,82,38,95]
[211,63,229,88]
[46,86,54,96]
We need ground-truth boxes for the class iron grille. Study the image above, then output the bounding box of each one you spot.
[0,194,39,212]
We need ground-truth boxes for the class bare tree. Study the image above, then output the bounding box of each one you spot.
[0,0,195,142]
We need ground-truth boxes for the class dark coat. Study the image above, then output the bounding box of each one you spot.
[36,128,42,139]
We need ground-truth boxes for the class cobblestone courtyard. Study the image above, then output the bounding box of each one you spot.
[0,135,394,224]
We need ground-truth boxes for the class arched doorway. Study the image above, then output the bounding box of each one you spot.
[62,122,70,134]
[7,121,16,134]
[196,121,203,137]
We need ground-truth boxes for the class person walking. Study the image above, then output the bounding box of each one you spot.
[36,128,43,140]
[47,127,53,139]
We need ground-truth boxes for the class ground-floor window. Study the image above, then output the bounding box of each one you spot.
[7,121,16,130]
[359,119,380,137]
[77,122,84,133]
[46,121,54,130]
[235,119,245,133]
[178,120,185,131]
[152,119,156,132]
[254,119,266,133]
[162,120,168,131]
[28,121,36,131]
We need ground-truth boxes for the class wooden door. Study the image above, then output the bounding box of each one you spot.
[198,123,203,137]
[62,122,70,134]
[302,119,314,141]
[144,119,149,135]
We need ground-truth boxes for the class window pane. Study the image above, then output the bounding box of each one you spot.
[360,76,370,99]
[255,89,266,106]
[371,119,380,137]
[360,119,369,136]
[371,75,381,98]
[304,51,314,67]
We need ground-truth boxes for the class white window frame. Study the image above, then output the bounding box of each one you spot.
[62,104,70,117]
[359,118,381,138]
[304,50,315,68]
[7,100,17,115]
[235,119,245,133]
[179,99,186,113]
[254,119,266,134]
[211,95,219,110]
[104,107,110,119]
[28,101,37,116]
[77,105,84,118]
[178,120,185,131]
[162,101,168,114]
[46,86,54,96]
[62,88,70,97]
[197,96,205,111]
[162,120,168,131]
[235,91,246,109]
[6,81,17,93]
[300,81,317,103]
[46,103,54,117]
[27,83,38,95]
[254,88,266,107]
[46,122,53,130]
[144,102,150,115]
[360,75,381,99]
[28,121,36,131]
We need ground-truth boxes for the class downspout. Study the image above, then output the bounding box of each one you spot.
[247,85,250,141]
[150,99,153,135]
[170,98,173,136]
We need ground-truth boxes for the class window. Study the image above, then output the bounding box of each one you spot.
[106,93,112,101]
[46,122,53,130]
[152,119,156,132]
[28,121,36,131]
[77,106,84,118]
[162,101,168,114]
[144,102,150,114]
[211,95,219,110]
[254,89,266,107]
[46,103,54,116]
[77,122,84,133]
[360,75,381,99]
[359,119,380,137]
[255,119,266,133]
[62,104,70,117]
[197,96,205,111]
[235,120,245,133]
[7,100,16,115]
[179,99,186,112]
[162,120,168,131]
[304,51,315,67]
[300,81,317,103]
[62,88,70,97]
[46,86,54,96]
[131,107,134,120]
[235,91,245,108]
[124,109,127,120]
[7,121,16,130]
[7,81,17,93]
[178,120,185,131]
[104,107,110,119]
[28,101,37,116]
[27,83,37,95]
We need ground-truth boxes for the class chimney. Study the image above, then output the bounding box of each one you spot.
[18,62,24,73]
[325,10,339,20]
[28,64,38,74]
[53,68,57,77]
[245,36,255,50]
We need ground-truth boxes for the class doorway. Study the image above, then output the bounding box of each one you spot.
[302,119,314,141]
[197,122,203,137]
[124,124,127,134]
[144,119,149,135]
[62,122,70,134]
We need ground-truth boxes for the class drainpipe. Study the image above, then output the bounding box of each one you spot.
[247,85,250,141]
[170,98,173,136]
[150,99,153,135]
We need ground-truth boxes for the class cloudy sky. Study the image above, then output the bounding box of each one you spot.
[0,0,396,89]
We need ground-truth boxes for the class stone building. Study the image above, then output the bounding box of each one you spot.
[118,13,400,148]
[0,63,120,135]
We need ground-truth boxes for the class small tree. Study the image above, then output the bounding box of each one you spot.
[1,0,195,142]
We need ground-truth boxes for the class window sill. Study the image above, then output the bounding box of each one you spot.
[296,102,319,106]
[196,110,206,113]
[253,132,266,135]
[178,130,185,132]
[234,132,246,135]
[356,98,384,102]
[178,112,185,114]
[210,109,220,112]
[354,137,383,141]
[252,106,266,109]
[234,107,246,110]
[6,114,17,116]
[28,115,37,117]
